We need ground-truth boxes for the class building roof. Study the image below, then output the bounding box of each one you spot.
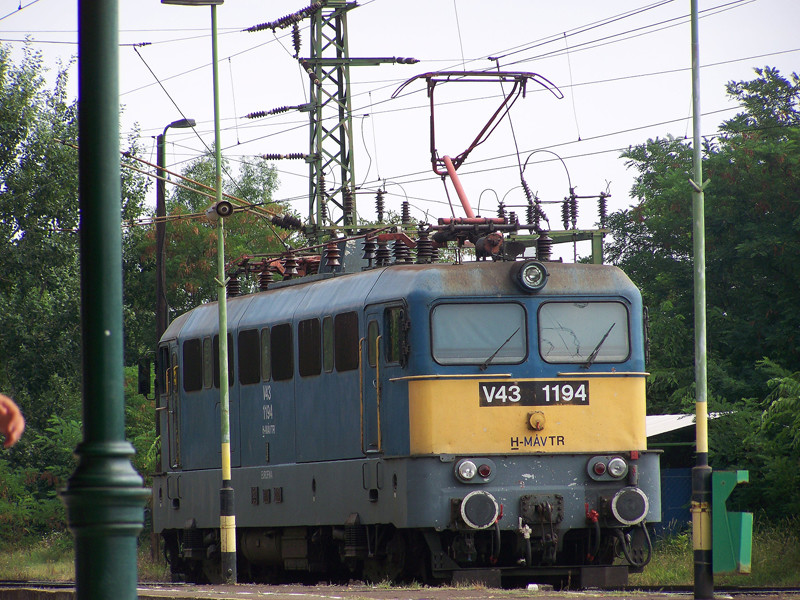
[646,413,723,437]
[646,414,695,437]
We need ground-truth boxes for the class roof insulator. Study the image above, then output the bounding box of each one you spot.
[324,242,341,269]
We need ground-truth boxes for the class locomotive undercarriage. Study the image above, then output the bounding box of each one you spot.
[157,452,658,587]
[163,519,651,588]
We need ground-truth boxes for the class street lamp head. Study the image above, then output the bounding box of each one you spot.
[168,118,197,130]
[161,0,224,4]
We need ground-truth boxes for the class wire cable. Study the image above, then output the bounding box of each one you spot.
[563,32,582,141]
[452,0,467,71]
[0,0,43,23]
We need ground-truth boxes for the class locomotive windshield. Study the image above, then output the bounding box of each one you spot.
[538,301,630,364]
[431,303,527,365]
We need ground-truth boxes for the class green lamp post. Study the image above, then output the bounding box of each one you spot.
[62,1,149,599]
[160,0,236,584]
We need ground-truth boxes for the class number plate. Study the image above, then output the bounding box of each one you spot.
[478,381,589,406]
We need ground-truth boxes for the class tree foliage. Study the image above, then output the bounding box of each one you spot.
[0,42,295,538]
[0,44,151,535]
[0,45,82,429]
[160,151,286,314]
[607,67,800,516]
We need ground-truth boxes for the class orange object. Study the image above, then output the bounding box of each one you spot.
[0,394,25,448]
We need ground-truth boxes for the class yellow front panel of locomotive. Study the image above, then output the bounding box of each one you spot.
[408,376,647,454]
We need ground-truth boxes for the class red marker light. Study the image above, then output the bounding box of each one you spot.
[478,464,492,478]
[593,461,606,476]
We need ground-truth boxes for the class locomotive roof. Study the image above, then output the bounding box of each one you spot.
[162,260,640,341]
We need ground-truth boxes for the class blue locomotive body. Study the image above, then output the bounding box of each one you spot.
[152,258,660,586]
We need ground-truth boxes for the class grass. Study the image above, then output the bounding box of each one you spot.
[138,537,171,582]
[0,531,74,581]
[1,517,797,587]
[0,532,169,582]
[629,517,800,588]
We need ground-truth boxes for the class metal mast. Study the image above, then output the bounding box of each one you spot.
[244,1,415,240]
[300,0,416,241]
[689,0,712,597]
[305,0,357,235]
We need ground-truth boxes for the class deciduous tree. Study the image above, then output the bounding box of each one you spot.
[607,67,800,517]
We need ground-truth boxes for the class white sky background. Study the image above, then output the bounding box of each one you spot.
[2,0,799,260]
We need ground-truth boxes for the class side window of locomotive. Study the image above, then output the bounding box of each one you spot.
[431,303,527,365]
[213,333,235,388]
[298,318,321,377]
[171,352,179,394]
[538,301,630,364]
[157,346,170,395]
[271,323,294,381]
[334,311,359,372]
[238,329,260,385]
[260,327,271,381]
[384,307,407,366]
[183,338,203,392]
[322,316,334,373]
[202,337,213,389]
[367,320,379,367]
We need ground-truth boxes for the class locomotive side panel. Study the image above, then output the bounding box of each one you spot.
[236,286,311,468]
[175,297,252,471]
[291,272,386,462]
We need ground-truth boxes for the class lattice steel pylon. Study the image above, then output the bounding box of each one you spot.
[304,1,355,237]
[246,1,416,242]
[299,0,416,242]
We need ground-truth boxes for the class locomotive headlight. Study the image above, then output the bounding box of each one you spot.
[456,459,477,481]
[512,260,548,292]
[607,457,628,478]
[455,458,496,484]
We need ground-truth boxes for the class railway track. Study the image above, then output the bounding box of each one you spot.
[1,581,799,600]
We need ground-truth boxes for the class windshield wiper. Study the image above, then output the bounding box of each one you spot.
[581,323,615,369]
[479,327,521,371]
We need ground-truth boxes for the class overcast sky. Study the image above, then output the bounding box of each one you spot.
[2,0,798,259]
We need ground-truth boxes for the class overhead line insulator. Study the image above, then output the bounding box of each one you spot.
[292,22,302,58]
[244,1,324,33]
[245,104,312,119]
[343,188,354,223]
[401,200,410,225]
[375,189,385,223]
[261,153,307,161]
[598,191,610,229]
[298,59,322,87]
[569,188,578,229]
[271,214,303,230]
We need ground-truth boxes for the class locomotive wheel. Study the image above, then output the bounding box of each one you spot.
[362,530,406,583]
[202,557,224,584]
[402,531,431,583]
[162,532,186,583]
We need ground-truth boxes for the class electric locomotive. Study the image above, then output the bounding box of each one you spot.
[152,241,660,587]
